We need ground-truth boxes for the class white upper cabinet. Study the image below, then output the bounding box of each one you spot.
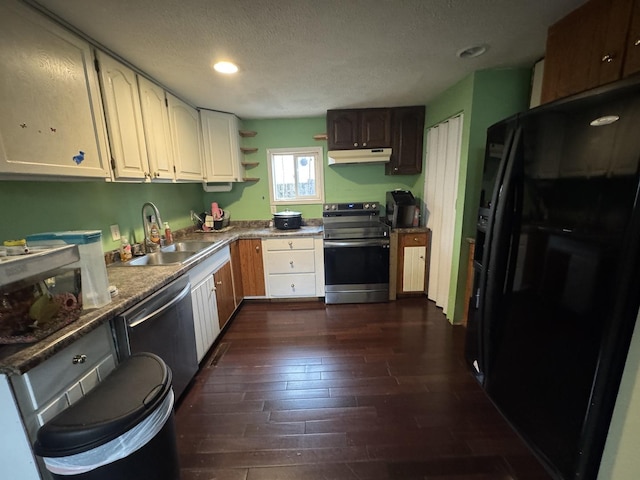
[137,76,176,182]
[167,93,203,182]
[200,110,243,182]
[0,0,111,179]
[95,51,149,181]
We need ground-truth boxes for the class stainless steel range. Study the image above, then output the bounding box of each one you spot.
[323,202,390,304]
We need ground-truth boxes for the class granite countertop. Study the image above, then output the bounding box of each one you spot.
[0,224,323,376]
[392,226,431,234]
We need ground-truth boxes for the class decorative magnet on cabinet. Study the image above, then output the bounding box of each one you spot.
[72,151,85,165]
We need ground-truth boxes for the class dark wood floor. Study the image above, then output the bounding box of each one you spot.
[174,298,551,480]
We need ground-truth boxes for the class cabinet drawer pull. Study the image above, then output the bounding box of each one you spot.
[601,54,614,63]
[288,241,293,248]
[72,354,87,365]
[291,283,295,288]
[290,260,294,267]
[216,280,223,285]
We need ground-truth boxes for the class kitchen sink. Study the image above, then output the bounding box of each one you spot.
[113,240,216,267]
[161,241,216,253]
[124,251,196,266]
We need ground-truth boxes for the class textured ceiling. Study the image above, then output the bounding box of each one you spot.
[29,0,585,119]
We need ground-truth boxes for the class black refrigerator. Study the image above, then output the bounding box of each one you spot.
[465,76,640,480]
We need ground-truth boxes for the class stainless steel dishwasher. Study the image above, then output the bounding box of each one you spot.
[113,275,198,399]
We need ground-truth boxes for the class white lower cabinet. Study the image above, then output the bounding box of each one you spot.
[7,322,117,479]
[402,246,426,292]
[262,237,324,298]
[190,274,220,363]
[188,246,230,362]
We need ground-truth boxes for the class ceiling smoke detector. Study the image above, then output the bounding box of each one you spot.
[457,45,488,59]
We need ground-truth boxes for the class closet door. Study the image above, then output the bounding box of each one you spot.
[424,115,462,316]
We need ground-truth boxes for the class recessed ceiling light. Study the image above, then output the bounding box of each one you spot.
[213,61,238,74]
[457,45,488,59]
[590,115,620,126]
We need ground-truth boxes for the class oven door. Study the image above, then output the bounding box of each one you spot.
[323,238,390,304]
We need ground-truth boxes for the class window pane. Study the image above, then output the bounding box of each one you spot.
[296,155,316,197]
[273,154,296,200]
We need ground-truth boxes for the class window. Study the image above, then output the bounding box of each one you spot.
[267,147,324,205]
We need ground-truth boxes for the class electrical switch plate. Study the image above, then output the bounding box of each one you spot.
[110,224,121,242]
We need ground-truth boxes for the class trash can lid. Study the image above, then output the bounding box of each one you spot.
[34,352,172,457]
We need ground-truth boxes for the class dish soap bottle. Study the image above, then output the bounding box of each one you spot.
[149,221,161,244]
[164,222,173,245]
[120,236,132,261]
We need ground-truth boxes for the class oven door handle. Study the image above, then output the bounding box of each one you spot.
[128,282,191,328]
[324,239,390,248]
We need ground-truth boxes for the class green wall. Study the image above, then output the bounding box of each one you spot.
[425,68,531,323]
[0,181,203,252]
[0,117,423,253]
[205,117,422,221]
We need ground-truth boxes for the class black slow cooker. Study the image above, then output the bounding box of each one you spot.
[273,211,302,230]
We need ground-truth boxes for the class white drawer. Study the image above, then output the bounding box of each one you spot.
[264,237,315,251]
[268,274,316,297]
[265,250,315,274]
[22,324,114,410]
[34,354,115,430]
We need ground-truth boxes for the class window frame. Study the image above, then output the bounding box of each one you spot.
[266,146,325,206]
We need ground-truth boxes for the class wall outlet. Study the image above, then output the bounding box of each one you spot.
[110,224,121,242]
[270,205,277,214]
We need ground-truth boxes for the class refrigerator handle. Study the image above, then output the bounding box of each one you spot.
[482,126,523,377]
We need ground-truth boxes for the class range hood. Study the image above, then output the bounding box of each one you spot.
[327,148,392,165]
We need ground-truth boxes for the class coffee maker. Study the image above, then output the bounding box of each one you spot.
[386,190,417,228]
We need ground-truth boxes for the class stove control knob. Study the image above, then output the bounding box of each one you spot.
[371,203,377,209]
[364,203,370,209]
[324,204,329,210]
[331,204,337,210]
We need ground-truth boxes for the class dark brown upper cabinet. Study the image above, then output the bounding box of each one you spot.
[541,0,639,104]
[386,105,425,175]
[327,108,391,150]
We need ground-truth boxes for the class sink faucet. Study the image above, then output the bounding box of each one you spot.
[141,202,163,252]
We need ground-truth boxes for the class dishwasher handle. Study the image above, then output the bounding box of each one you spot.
[128,282,191,328]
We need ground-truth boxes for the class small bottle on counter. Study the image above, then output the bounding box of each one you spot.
[120,236,132,261]
[164,222,173,245]
[149,222,161,244]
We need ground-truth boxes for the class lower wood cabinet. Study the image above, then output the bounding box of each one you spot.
[238,238,266,297]
[230,240,244,306]
[396,231,430,295]
[214,261,235,329]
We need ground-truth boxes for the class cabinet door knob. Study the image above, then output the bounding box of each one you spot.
[394,167,398,171]
[72,354,87,364]
[363,142,367,147]
[291,283,295,288]
[601,54,614,63]
[290,260,294,267]
[288,241,293,248]
[353,142,359,147]
[414,237,419,242]
[635,39,640,47]
[255,245,260,252]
